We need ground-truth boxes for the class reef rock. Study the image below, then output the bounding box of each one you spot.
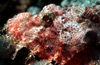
[0,39,15,59]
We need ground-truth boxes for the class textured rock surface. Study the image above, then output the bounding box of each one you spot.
[0,39,15,59]
[34,60,52,65]
[61,0,100,7]
[4,4,100,65]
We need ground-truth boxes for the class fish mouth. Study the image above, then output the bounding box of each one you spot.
[83,29,98,45]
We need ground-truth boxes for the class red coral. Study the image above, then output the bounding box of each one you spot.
[4,4,99,65]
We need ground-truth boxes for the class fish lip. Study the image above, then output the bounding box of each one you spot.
[83,29,98,45]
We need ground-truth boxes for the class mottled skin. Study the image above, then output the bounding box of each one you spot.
[81,5,100,44]
[4,4,99,65]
